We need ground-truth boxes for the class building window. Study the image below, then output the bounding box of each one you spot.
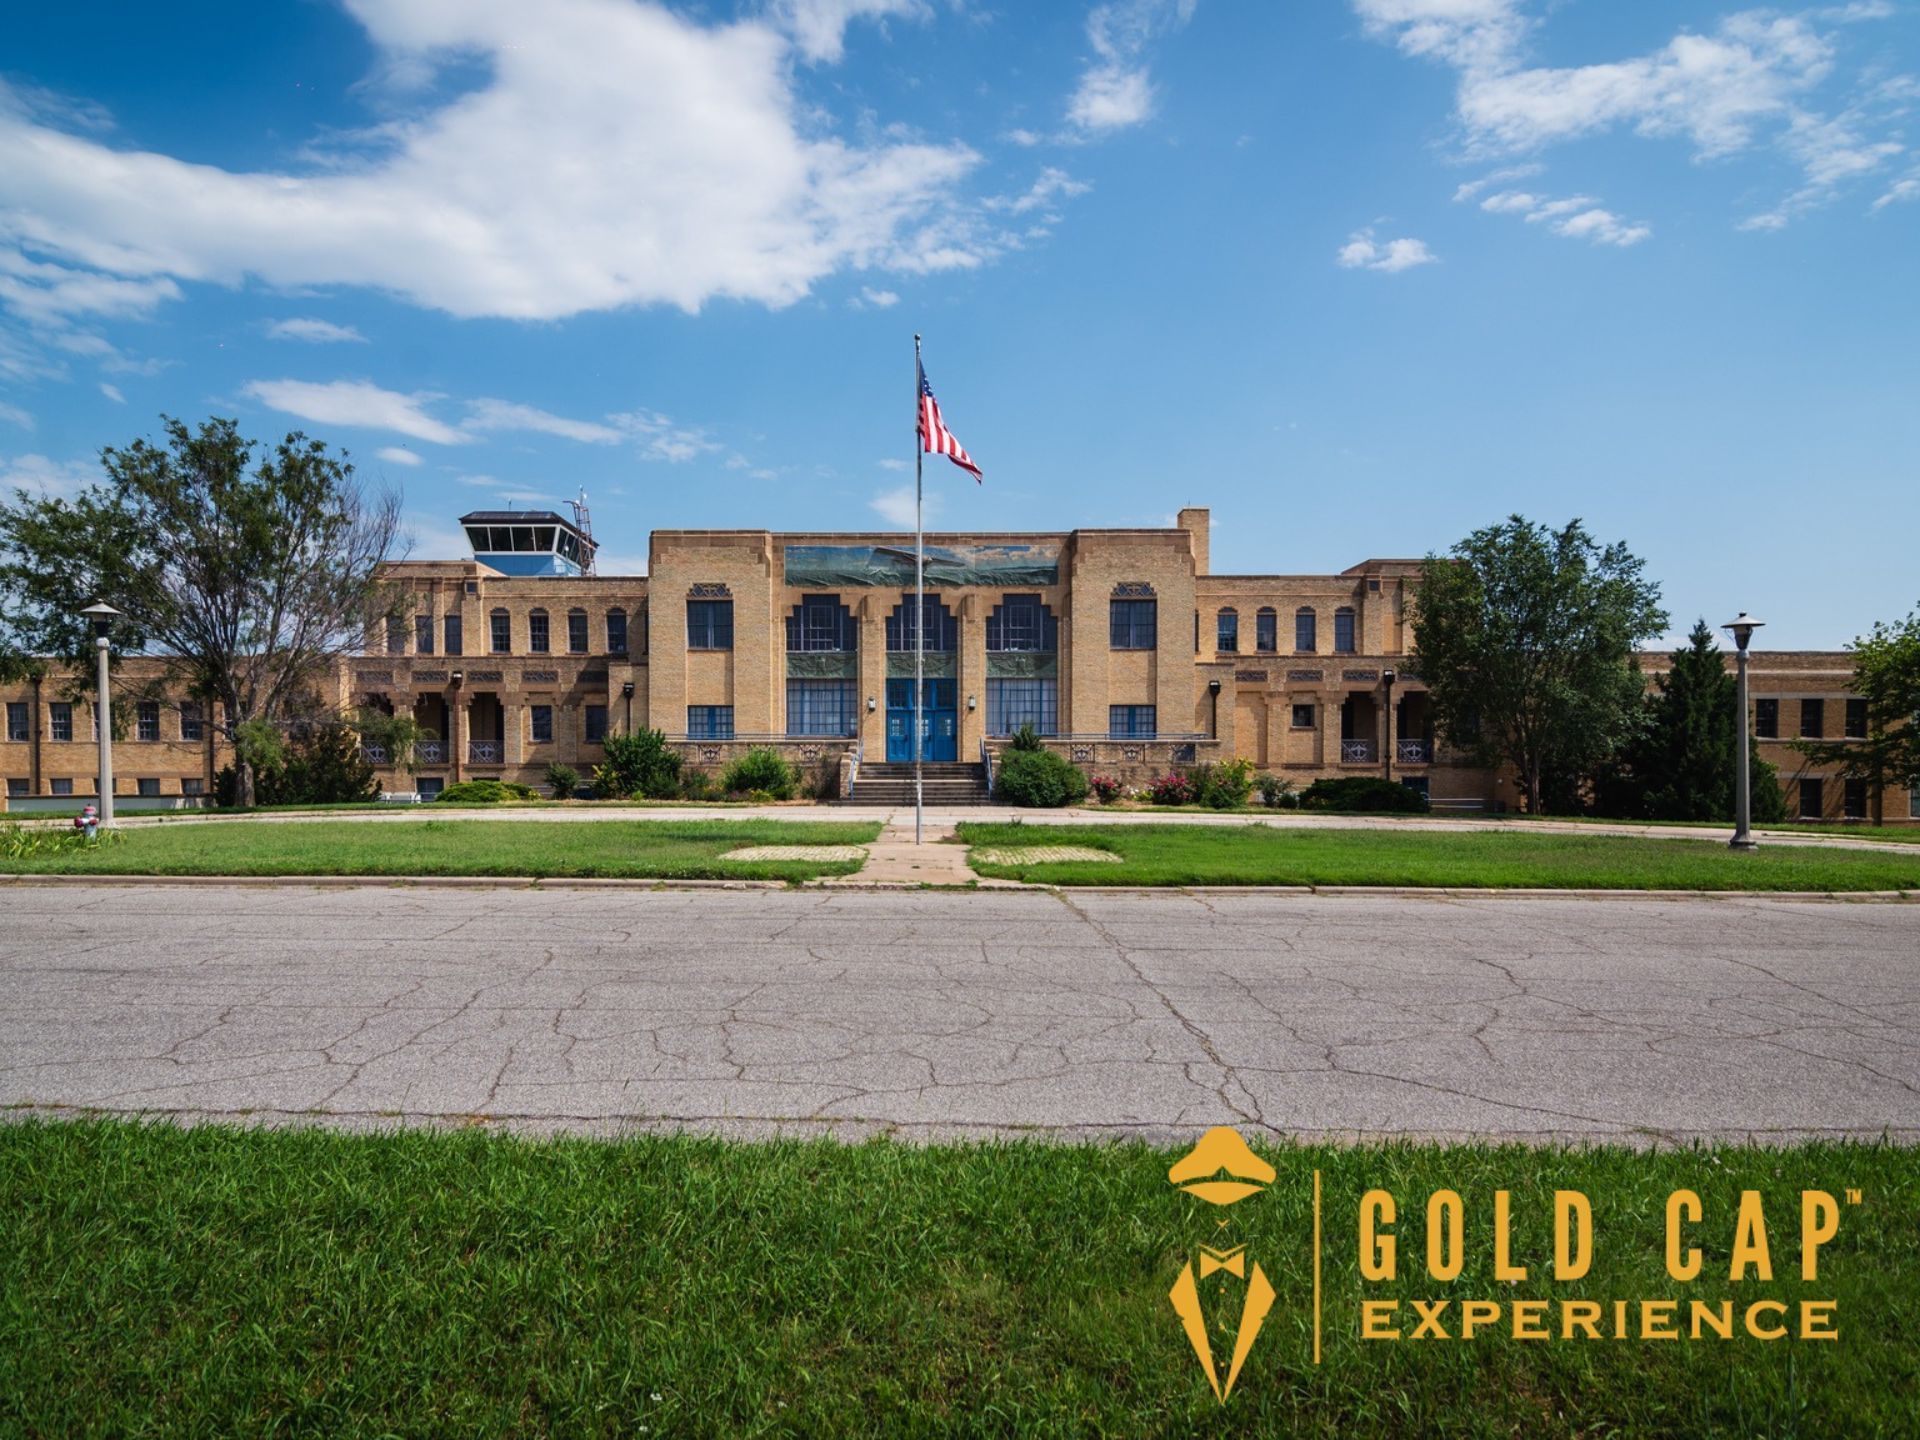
[1334,607,1357,654]
[180,702,203,741]
[687,705,735,739]
[136,777,161,797]
[137,701,160,741]
[1843,778,1868,819]
[1216,608,1239,653]
[1256,608,1277,653]
[51,778,73,796]
[418,777,444,798]
[490,609,511,654]
[1910,784,1919,820]
[529,704,553,743]
[887,596,956,652]
[568,609,588,654]
[688,599,734,651]
[1292,702,1315,729]
[1109,599,1156,650]
[607,608,628,655]
[49,703,72,742]
[1800,698,1824,739]
[181,777,204,797]
[1845,698,1868,739]
[1109,704,1157,738]
[443,614,463,656]
[1295,608,1317,653]
[584,705,608,743]
[6,777,26,796]
[529,609,550,654]
[414,613,434,655]
[986,678,1058,736]
[1755,698,1778,739]
[1799,777,1823,819]
[986,594,1057,653]
[786,679,858,736]
[4,702,25,742]
[385,615,406,655]
[787,595,856,652]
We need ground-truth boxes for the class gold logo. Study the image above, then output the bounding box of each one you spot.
[1167,1127,1280,1402]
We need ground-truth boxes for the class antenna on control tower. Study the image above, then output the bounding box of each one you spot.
[569,488,597,576]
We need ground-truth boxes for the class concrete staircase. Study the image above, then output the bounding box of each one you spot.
[845,761,991,806]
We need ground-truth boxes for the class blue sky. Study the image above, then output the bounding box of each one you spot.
[1,0,1915,648]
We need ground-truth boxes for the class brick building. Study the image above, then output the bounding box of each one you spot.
[2,506,1913,822]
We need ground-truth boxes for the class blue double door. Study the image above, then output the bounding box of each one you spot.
[886,678,957,762]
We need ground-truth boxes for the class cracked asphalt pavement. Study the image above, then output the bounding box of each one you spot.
[3,884,1917,1143]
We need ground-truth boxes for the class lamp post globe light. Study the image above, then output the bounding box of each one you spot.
[1723,613,1764,852]
[78,601,123,827]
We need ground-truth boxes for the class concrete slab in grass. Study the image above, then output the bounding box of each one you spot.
[720,845,869,863]
[970,845,1123,866]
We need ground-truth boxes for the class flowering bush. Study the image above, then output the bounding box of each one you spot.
[1147,772,1195,806]
[1088,774,1125,803]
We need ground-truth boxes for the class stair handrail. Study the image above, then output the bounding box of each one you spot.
[980,737,994,799]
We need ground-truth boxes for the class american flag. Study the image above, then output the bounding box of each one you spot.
[918,360,981,481]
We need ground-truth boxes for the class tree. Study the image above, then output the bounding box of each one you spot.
[1411,516,1667,814]
[1798,603,1920,824]
[0,416,403,807]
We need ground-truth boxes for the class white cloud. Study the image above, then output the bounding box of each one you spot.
[1451,162,1542,202]
[374,445,422,467]
[856,286,900,307]
[1474,188,1652,245]
[1067,0,1198,135]
[465,398,624,444]
[242,378,465,444]
[0,0,989,322]
[1336,228,1438,272]
[876,457,910,471]
[870,484,941,527]
[1871,174,1920,211]
[769,0,926,64]
[98,381,124,403]
[267,317,367,343]
[0,401,32,429]
[985,167,1093,215]
[1004,128,1045,148]
[608,409,721,463]
[0,452,100,499]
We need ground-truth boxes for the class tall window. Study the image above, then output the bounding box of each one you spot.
[787,594,855,652]
[1295,608,1317,652]
[180,702,203,742]
[584,705,608,743]
[1845,698,1868,739]
[1911,784,1919,820]
[414,614,434,655]
[385,615,406,655]
[4,702,25,742]
[687,599,734,650]
[985,594,1057,652]
[1216,608,1238,653]
[1755,698,1779,739]
[529,705,553,743]
[137,701,160,741]
[445,614,464,656]
[986,679,1058,736]
[490,609,511,654]
[529,609,550,654]
[1109,599,1157,650]
[49,703,72,742]
[1256,608,1277,653]
[1333,607,1357,654]
[568,609,588,654]
[1844,778,1868,819]
[1800,698,1824,739]
[1799,777,1823,818]
[887,596,956,652]
[1109,704,1156,738]
[786,679,857,736]
[687,705,735,739]
[606,608,628,655]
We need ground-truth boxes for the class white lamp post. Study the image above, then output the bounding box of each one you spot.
[79,602,123,827]
[1723,613,1764,852]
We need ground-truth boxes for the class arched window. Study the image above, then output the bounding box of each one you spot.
[1256,607,1277,653]
[786,594,856,652]
[985,594,1057,652]
[1216,607,1238,653]
[1294,607,1317,653]
[567,607,588,654]
[1333,606,1357,654]
[528,607,550,654]
[489,608,511,654]
[606,607,628,655]
[886,595,956,651]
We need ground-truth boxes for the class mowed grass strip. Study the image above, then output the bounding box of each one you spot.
[0,1120,1914,1437]
[0,818,881,882]
[958,822,1920,890]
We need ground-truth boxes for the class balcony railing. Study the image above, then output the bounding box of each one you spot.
[414,740,445,765]
[1340,739,1375,763]
[468,740,501,764]
[360,743,389,765]
[1396,739,1432,764]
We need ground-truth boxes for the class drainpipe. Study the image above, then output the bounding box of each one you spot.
[1382,668,1397,784]
[29,672,43,796]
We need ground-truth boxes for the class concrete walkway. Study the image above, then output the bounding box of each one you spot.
[823,817,1016,887]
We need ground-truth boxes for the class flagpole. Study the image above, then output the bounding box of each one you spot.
[913,332,925,845]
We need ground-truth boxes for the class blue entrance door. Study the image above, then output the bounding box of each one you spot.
[886,678,957,762]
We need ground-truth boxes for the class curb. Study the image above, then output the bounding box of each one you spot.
[0,872,787,891]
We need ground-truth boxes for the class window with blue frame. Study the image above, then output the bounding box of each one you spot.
[1295,607,1317,652]
[886,596,955,651]
[529,704,553,743]
[585,705,608,743]
[1333,607,1356,654]
[687,705,735,739]
[786,679,858,736]
[1109,599,1156,649]
[985,679,1058,736]
[1256,608,1277,652]
[528,609,550,654]
[787,594,856,652]
[444,613,463,656]
[986,594,1057,652]
[490,609,511,653]
[606,608,627,655]
[1109,704,1157,738]
[1216,608,1238,653]
[687,599,733,650]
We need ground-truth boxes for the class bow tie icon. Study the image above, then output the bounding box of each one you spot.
[1198,1245,1246,1279]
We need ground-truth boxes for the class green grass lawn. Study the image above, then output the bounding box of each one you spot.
[0,818,881,882]
[959,822,1920,890]
[0,1120,1913,1436]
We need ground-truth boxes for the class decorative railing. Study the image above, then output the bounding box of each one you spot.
[1396,739,1432,764]
[1341,739,1376,763]
[980,737,993,798]
[468,740,501,763]
[360,743,389,765]
[414,740,445,764]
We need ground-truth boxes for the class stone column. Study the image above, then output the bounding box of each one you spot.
[857,594,886,757]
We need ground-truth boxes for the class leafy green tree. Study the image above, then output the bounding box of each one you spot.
[593,727,682,799]
[351,707,434,778]
[1796,603,1920,824]
[0,416,403,807]
[1411,516,1667,814]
